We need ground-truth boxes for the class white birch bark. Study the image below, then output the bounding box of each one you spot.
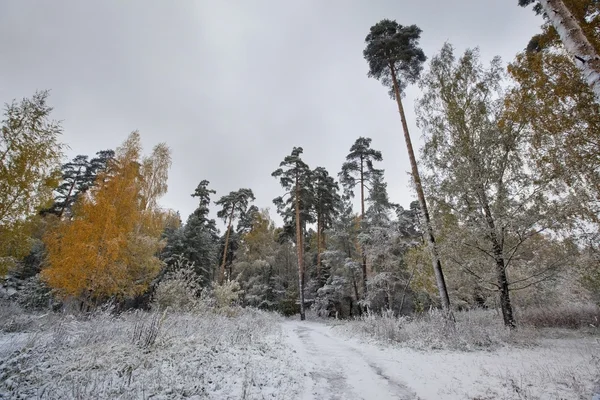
[538,0,600,102]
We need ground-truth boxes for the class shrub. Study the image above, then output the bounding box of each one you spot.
[152,260,201,312]
[344,308,532,351]
[519,303,600,329]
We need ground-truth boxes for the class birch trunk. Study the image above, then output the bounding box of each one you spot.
[538,0,600,103]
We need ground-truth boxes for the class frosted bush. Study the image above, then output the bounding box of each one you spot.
[346,308,534,351]
[152,259,202,312]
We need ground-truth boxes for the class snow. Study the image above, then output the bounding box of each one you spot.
[0,309,303,399]
[1,309,598,399]
[284,319,600,400]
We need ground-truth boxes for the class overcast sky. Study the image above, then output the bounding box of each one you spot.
[0,1,543,229]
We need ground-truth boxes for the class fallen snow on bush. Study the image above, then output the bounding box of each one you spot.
[0,307,302,399]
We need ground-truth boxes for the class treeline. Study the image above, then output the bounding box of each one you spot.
[1,2,599,328]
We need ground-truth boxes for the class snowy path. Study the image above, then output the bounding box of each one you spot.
[282,320,417,400]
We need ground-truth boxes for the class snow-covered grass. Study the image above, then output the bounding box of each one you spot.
[326,308,600,398]
[0,304,302,399]
[338,308,533,351]
[338,307,600,351]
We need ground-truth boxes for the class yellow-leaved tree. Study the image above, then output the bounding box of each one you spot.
[42,132,172,303]
[0,91,64,275]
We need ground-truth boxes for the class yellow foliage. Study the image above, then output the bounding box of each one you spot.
[42,132,171,300]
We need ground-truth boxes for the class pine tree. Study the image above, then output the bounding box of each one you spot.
[312,167,341,283]
[272,147,314,320]
[215,188,255,284]
[364,19,451,312]
[42,150,114,218]
[339,137,383,297]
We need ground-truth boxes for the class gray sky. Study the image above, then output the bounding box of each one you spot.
[0,1,542,229]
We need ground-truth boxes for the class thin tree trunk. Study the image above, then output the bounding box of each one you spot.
[295,172,306,321]
[317,214,321,283]
[352,274,361,316]
[359,157,368,298]
[219,207,235,284]
[389,65,451,313]
[479,189,516,328]
[538,0,600,103]
[58,167,82,218]
[399,266,416,314]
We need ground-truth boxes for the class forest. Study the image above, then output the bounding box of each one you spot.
[1,1,600,398]
[0,1,599,330]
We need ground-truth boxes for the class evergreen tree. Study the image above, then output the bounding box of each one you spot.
[181,180,220,283]
[339,137,383,297]
[43,150,114,218]
[272,147,313,320]
[312,167,341,283]
[215,188,256,284]
[364,19,451,313]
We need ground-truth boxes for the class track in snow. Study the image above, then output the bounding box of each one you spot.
[282,320,418,400]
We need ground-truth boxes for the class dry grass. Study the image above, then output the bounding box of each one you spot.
[518,303,600,330]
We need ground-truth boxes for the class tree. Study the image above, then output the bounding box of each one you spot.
[519,0,600,102]
[416,44,567,327]
[272,147,313,320]
[312,167,341,283]
[339,137,383,296]
[363,19,451,312]
[177,180,220,284]
[42,150,115,218]
[42,132,171,303]
[215,188,255,284]
[507,5,600,230]
[0,91,65,275]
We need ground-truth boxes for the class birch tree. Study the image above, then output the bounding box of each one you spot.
[417,44,566,327]
[520,0,600,102]
[0,91,64,274]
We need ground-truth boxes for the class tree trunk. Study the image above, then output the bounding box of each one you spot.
[295,172,306,321]
[538,0,600,103]
[58,167,82,218]
[219,207,235,285]
[479,189,516,328]
[389,65,452,313]
[359,157,368,298]
[316,214,321,283]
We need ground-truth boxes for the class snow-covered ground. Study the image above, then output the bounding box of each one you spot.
[1,309,598,399]
[0,309,303,399]
[285,319,600,400]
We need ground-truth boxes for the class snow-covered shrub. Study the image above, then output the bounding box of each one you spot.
[346,308,533,351]
[519,303,600,329]
[152,260,202,312]
[15,274,55,310]
[210,281,244,316]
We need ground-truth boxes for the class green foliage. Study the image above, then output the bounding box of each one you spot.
[363,20,426,97]
[272,147,315,232]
